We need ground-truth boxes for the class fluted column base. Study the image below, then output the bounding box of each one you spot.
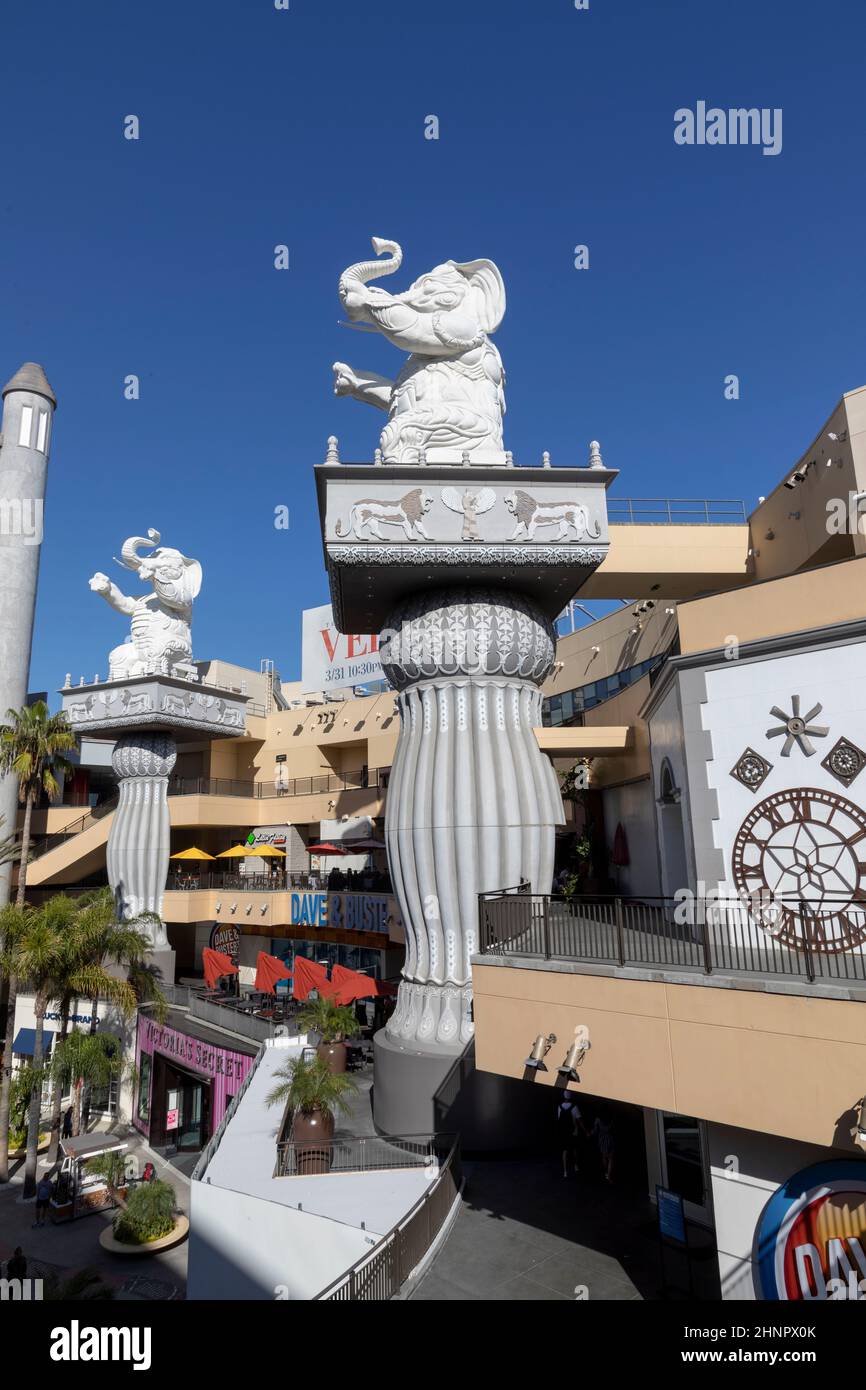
[106,733,177,950]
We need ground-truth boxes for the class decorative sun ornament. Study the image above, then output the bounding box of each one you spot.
[766,696,829,757]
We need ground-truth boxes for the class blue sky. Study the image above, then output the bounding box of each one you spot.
[4,0,865,695]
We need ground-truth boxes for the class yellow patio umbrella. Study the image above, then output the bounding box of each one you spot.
[216,844,251,858]
[170,847,215,861]
[245,844,286,858]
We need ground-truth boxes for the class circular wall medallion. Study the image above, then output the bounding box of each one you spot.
[732,787,866,953]
[755,1161,866,1300]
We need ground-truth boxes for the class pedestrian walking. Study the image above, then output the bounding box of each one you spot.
[557,1094,583,1178]
[33,1174,53,1227]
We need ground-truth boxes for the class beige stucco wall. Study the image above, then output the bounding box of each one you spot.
[472,961,866,1151]
[677,554,866,655]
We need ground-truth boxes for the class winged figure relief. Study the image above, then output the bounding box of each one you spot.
[442,486,497,542]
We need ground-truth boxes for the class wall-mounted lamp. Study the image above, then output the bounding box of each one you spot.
[525,1032,556,1070]
[215,901,222,912]
[230,903,238,914]
[557,1025,591,1081]
[829,430,848,443]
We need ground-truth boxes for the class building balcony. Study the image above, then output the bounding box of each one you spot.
[471,891,866,1154]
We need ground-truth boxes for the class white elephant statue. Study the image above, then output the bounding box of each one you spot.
[89,529,202,680]
[333,237,507,465]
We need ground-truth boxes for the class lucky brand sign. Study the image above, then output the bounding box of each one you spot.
[755,1160,866,1300]
[301,603,383,693]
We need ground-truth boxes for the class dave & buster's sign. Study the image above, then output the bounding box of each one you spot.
[756,1160,866,1300]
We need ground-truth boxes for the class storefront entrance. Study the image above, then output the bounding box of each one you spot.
[149,1051,212,1152]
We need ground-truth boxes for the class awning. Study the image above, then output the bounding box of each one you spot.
[12,1028,55,1057]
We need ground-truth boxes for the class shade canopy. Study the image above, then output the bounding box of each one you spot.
[291,955,335,1001]
[216,844,251,859]
[306,842,350,856]
[202,947,239,989]
[170,847,215,861]
[330,964,396,1004]
[342,838,386,852]
[245,844,286,858]
[12,1027,55,1057]
[255,951,293,995]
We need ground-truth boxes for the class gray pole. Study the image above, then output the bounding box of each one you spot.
[0,363,57,906]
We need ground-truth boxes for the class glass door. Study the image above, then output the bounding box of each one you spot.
[178,1081,203,1151]
[657,1111,712,1227]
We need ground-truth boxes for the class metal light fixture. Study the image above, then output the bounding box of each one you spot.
[557,1025,591,1081]
[525,1033,556,1070]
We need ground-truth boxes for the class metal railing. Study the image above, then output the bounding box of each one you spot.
[313,1135,461,1300]
[26,769,392,864]
[166,872,392,894]
[478,892,866,988]
[166,767,390,801]
[608,498,746,525]
[276,1132,445,1179]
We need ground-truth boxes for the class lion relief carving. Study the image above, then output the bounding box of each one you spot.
[504,490,601,542]
[335,488,434,540]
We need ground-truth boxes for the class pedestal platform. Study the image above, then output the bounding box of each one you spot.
[61,674,250,981]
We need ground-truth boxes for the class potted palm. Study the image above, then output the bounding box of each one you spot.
[267,1054,358,1175]
[297,996,359,1074]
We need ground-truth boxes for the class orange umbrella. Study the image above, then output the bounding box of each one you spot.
[330,963,379,1004]
[203,947,238,989]
[291,955,335,1001]
[255,951,292,996]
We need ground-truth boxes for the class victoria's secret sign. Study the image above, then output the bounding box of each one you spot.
[140,1017,251,1084]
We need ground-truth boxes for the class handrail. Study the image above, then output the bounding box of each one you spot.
[275,1132,444,1179]
[608,498,746,525]
[477,892,866,988]
[312,1134,461,1300]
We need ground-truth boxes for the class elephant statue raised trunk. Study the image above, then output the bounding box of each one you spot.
[89,529,202,681]
[332,236,507,465]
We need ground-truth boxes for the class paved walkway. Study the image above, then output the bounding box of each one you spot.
[412,1157,669,1301]
[0,1124,188,1300]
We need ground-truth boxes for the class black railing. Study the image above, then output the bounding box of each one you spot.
[166,872,392,893]
[276,1132,445,1179]
[27,769,391,862]
[478,893,866,987]
[312,1135,461,1301]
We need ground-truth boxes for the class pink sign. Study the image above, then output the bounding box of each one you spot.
[166,1108,179,1131]
[134,1014,254,1140]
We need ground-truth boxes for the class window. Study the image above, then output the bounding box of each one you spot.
[17,405,33,447]
[36,410,49,453]
[137,1054,151,1122]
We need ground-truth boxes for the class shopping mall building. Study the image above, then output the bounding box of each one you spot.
[13,383,866,1300]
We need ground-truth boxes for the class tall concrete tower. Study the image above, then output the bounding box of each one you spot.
[0,363,57,906]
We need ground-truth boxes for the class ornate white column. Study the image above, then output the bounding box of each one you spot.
[106,734,177,947]
[379,588,563,1054]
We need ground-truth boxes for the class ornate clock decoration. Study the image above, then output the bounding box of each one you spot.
[730,747,773,793]
[732,786,866,953]
[766,695,829,757]
[821,736,866,789]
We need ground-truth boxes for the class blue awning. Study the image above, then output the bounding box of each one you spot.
[12,1028,55,1057]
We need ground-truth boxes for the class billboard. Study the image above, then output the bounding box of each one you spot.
[301,603,384,693]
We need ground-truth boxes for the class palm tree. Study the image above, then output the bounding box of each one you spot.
[266,1054,358,1118]
[16,896,140,1198]
[45,889,164,1159]
[50,1032,123,1146]
[296,996,359,1043]
[0,902,34,1182]
[0,703,75,1186]
[0,700,77,907]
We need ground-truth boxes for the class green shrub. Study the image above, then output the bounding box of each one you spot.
[113,1179,176,1245]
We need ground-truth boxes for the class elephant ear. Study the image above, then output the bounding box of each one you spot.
[183,557,203,600]
[449,259,506,334]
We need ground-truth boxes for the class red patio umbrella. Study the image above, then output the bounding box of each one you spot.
[330,964,398,1004]
[203,947,239,990]
[306,842,350,856]
[255,951,292,996]
[611,823,630,867]
[291,955,336,1001]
